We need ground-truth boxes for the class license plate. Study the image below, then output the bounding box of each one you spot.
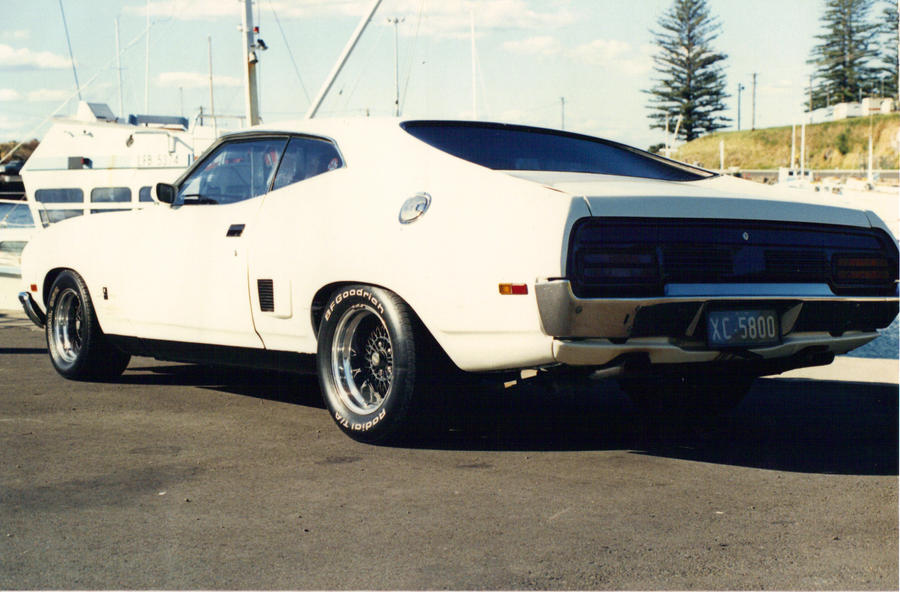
[707,309,780,347]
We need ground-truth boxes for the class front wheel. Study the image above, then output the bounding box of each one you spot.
[316,285,428,443]
[46,270,131,381]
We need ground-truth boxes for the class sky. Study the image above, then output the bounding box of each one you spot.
[0,0,849,150]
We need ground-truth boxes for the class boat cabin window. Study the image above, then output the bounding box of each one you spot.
[91,187,131,203]
[272,137,343,191]
[177,138,288,206]
[35,188,84,203]
[139,186,155,202]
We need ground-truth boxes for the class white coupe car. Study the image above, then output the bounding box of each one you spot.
[19,119,900,442]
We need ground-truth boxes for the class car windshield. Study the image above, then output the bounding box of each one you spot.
[402,121,713,182]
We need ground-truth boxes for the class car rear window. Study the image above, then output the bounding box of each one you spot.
[402,121,712,182]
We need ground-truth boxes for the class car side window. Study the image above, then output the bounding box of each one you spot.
[272,136,343,191]
[177,138,288,205]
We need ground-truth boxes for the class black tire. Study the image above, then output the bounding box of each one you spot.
[45,270,131,381]
[316,285,433,443]
[619,370,754,416]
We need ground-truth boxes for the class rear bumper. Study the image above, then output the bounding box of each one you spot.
[18,291,45,328]
[535,279,898,368]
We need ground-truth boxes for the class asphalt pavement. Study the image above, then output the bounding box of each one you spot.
[1,317,897,589]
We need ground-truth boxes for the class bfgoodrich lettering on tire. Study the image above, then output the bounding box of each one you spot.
[316,285,425,443]
[46,269,131,381]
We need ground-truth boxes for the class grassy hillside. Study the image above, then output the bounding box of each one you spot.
[674,113,900,170]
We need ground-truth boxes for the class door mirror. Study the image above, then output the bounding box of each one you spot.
[155,182,177,205]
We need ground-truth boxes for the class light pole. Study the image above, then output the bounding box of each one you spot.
[751,72,757,130]
[387,17,404,117]
[737,82,745,131]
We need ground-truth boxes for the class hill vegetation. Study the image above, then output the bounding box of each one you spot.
[0,139,39,163]
[674,112,900,170]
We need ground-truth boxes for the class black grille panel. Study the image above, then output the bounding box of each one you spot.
[257,279,275,312]
[567,218,899,297]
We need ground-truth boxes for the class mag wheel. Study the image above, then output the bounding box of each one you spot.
[46,270,130,381]
[317,285,429,443]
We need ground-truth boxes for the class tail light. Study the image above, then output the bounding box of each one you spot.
[574,247,660,295]
[832,254,894,284]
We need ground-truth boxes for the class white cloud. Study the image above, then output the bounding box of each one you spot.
[502,36,653,76]
[0,89,23,101]
[502,36,562,56]
[568,39,653,75]
[2,30,30,41]
[126,0,574,35]
[156,71,242,88]
[124,0,239,19]
[0,44,71,70]
[26,89,74,102]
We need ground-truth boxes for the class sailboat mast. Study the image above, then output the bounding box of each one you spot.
[470,10,477,119]
[306,0,383,119]
[144,0,150,112]
[58,0,82,101]
[115,18,124,116]
[242,0,261,126]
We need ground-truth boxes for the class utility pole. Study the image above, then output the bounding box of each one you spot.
[387,17,404,117]
[560,97,565,130]
[751,72,757,130]
[736,82,745,131]
[241,0,264,127]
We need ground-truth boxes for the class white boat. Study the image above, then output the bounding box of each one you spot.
[20,101,231,227]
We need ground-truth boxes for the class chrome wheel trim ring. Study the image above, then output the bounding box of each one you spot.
[51,288,83,365]
[330,305,393,416]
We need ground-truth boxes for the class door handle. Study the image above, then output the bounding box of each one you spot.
[226,224,245,237]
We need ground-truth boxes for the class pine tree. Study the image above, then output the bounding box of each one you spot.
[807,0,881,110]
[645,0,730,142]
[876,0,898,100]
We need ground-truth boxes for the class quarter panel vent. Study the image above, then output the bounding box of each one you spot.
[257,279,275,312]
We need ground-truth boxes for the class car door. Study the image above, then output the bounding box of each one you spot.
[246,135,345,353]
[120,136,288,348]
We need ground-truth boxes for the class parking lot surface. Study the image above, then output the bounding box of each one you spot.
[1,318,897,589]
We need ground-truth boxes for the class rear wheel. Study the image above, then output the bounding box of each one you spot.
[316,285,432,443]
[619,371,755,416]
[46,270,130,380]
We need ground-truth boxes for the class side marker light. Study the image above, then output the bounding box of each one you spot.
[499,283,528,295]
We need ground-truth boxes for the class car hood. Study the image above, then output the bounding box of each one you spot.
[506,170,876,230]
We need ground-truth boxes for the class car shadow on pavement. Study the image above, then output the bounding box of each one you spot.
[0,347,47,354]
[122,362,325,409]
[120,362,896,476]
[412,375,898,477]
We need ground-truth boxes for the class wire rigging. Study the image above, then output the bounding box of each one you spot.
[267,0,311,105]
[399,0,426,114]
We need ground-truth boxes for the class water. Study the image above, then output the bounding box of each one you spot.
[843,317,899,360]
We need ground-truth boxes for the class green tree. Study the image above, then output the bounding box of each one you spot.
[645,0,730,141]
[876,0,898,100]
[807,0,881,109]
